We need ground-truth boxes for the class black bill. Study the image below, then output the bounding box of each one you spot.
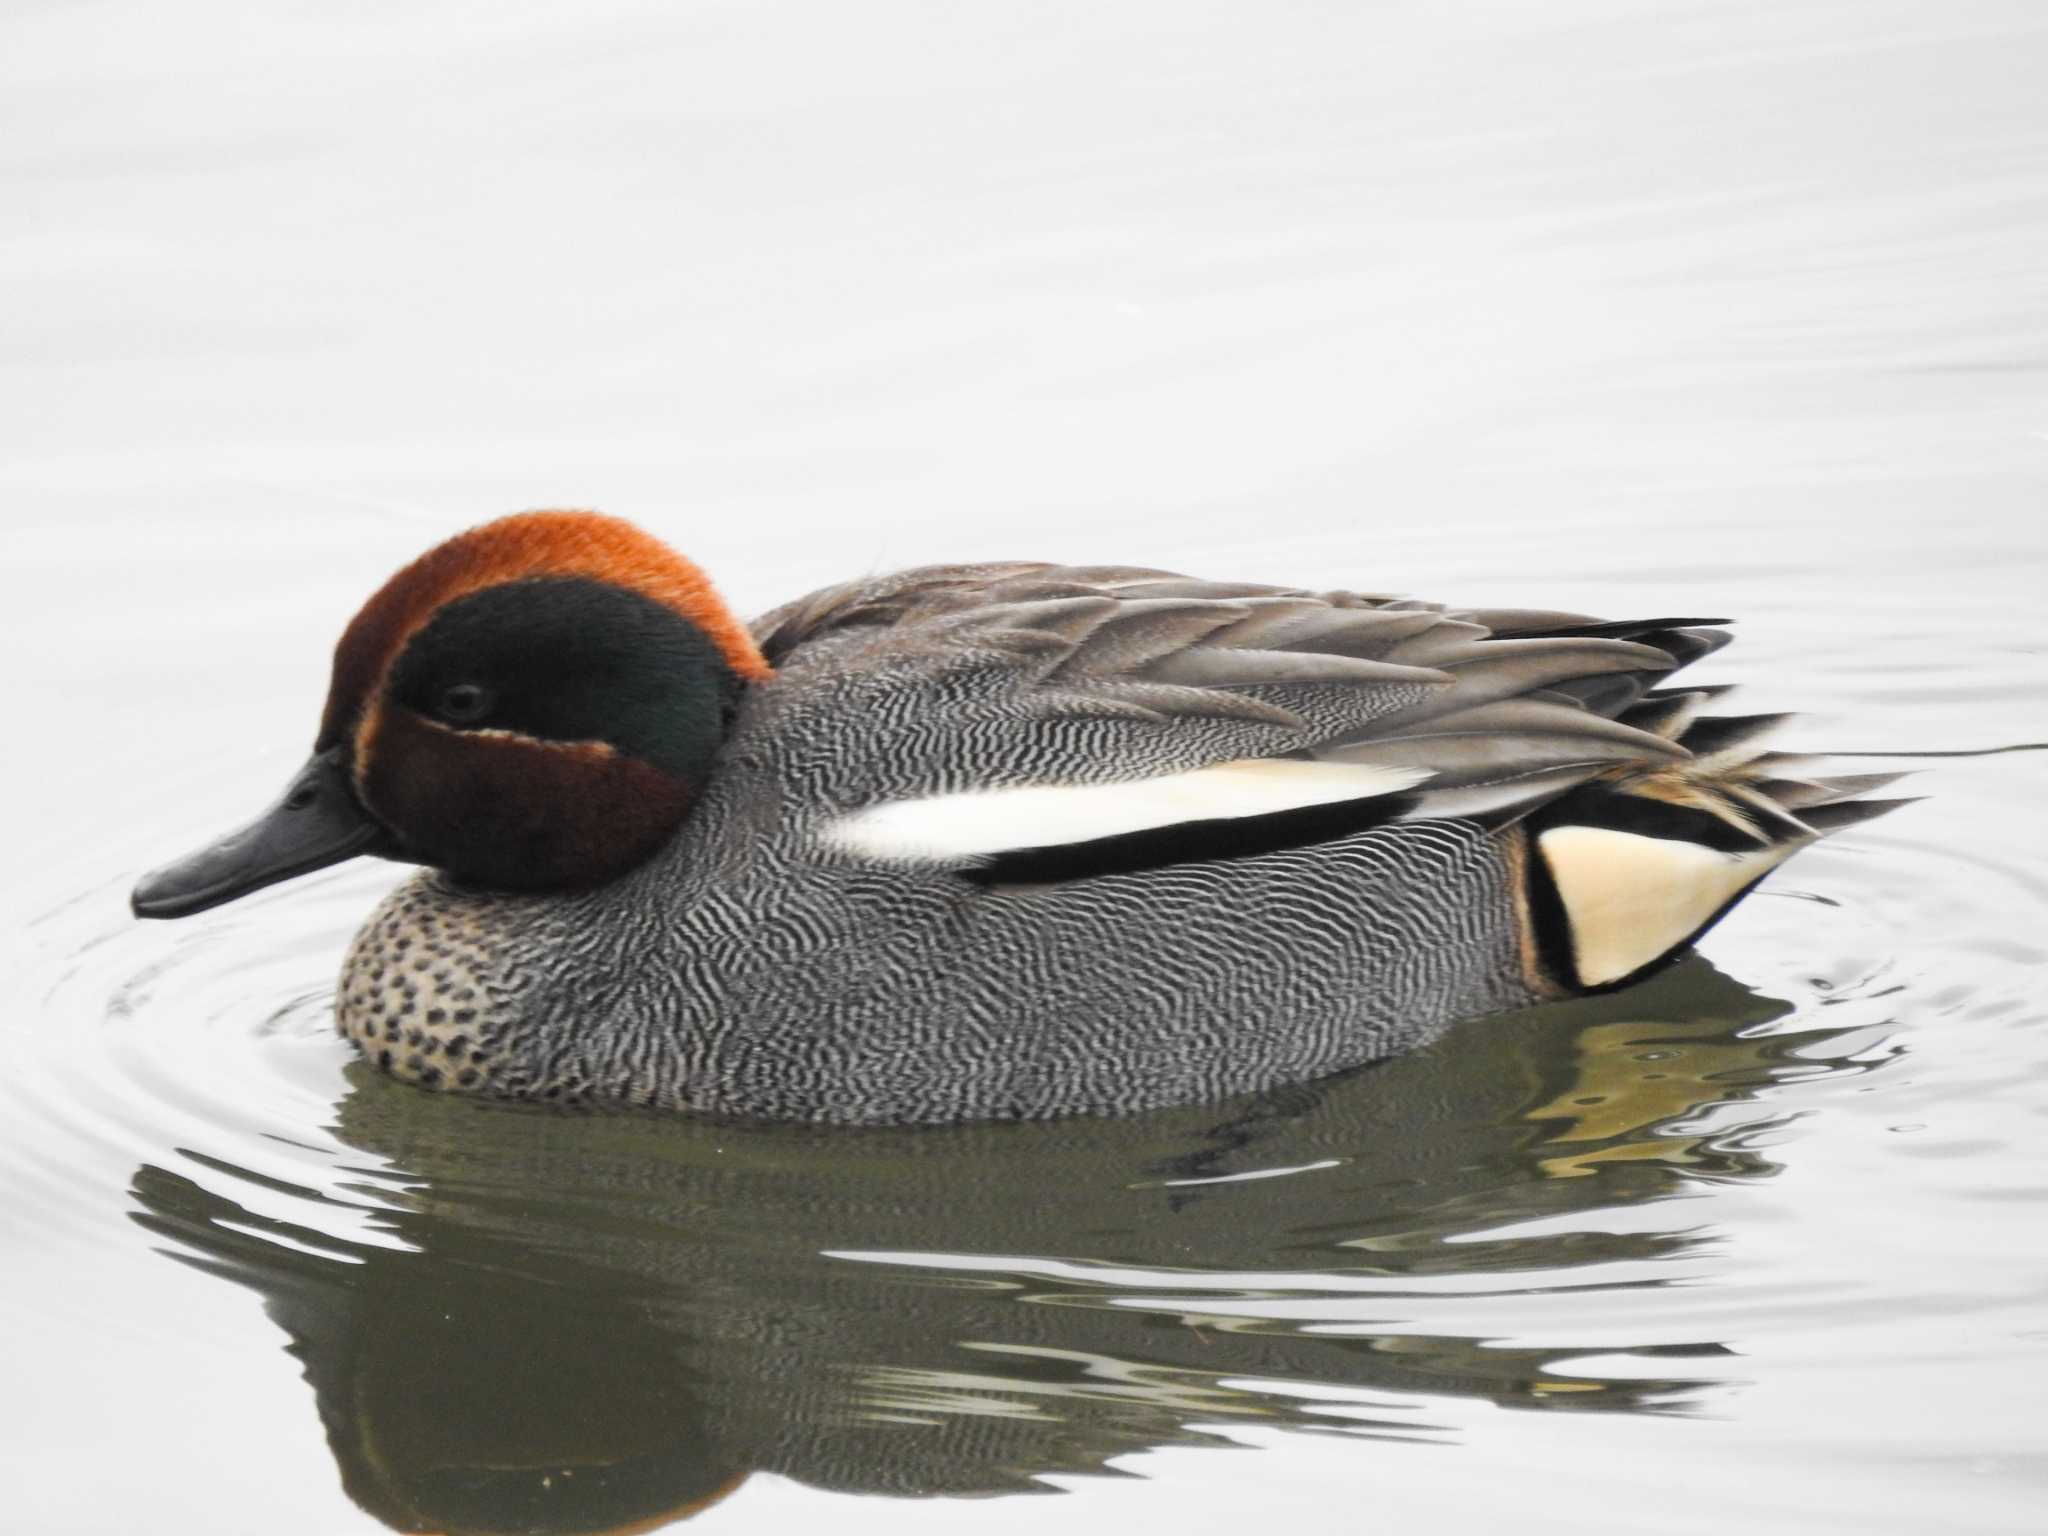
[132,747,397,919]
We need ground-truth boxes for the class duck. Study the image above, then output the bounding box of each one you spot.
[131,510,1907,1124]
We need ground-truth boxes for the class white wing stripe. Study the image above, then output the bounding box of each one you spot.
[824,759,1432,863]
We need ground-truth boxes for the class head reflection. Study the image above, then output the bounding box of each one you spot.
[131,960,1861,1535]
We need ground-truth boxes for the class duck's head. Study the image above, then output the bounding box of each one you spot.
[132,511,771,919]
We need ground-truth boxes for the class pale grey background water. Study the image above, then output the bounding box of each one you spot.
[5,2,2047,1532]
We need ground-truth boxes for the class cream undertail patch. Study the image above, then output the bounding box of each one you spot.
[1537,823,1801,987]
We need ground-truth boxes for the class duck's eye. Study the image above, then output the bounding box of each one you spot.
[436,683,492,724]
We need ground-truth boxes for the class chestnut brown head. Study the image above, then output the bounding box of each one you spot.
[133,511,770,917]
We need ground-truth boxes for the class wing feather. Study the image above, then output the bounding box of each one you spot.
[745,563,1738,868]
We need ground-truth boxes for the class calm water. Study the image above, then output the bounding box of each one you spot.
[6,3,2048,1532]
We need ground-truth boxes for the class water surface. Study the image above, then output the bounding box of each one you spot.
[5,2,2047,1532]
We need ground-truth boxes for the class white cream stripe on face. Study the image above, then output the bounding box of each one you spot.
[821,758,1433,863]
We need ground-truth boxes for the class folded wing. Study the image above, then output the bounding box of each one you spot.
[749,564,1736,875]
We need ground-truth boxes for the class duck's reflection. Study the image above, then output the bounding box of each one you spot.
[131,960,1864,1535]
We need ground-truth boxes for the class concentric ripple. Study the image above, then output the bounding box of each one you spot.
[11,855,420,1263]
